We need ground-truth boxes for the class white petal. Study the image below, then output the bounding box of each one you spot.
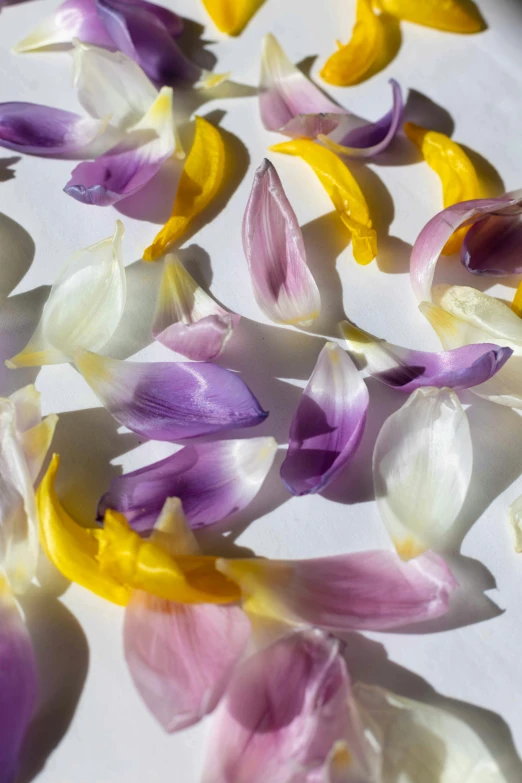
[149,497,200,557]
[508,495,522,553]
[9,385,42,433]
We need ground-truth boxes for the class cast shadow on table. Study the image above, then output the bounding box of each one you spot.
[177,17,217,73]
[0,155,20,182]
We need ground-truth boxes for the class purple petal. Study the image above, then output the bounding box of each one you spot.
[74,350,268,441]
[156,316,239,361]
[15,0,113,52]
[461,213,522,276]
[281,342,368,496]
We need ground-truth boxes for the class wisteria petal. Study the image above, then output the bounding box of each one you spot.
[339,319,512,392]
[0,580,37,783]
[378,0,486,33]
[270,139,376,265]
[242,159,320,325]
[15,0,113,52]
[7,221,126,368]
[98,437,278,532]
[410,192,522,302]
[461,213,522,276]
[201,0,263,35]
[74,350,268,441]
[217,549,457,631]
[373,387,472,558]
[144,116,225,261]
[281,343,368,496]
[320,0,383,87]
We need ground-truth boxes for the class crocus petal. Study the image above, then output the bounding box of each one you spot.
[217,549,457,631]
[152,255,240,360]
[340,319,512,392]
[410,192,522,302]
[280,342,368,496]
[405,123,480,255]
[270,139,376,265]
[201,0,263,35]
[15,0,114,52]
[509,495,522,553]
[242,159,321,326]
[0,580,37,783]
[373,387,472,559]
[74,350,268,441]
[461,213,522,276]
[143,116,225,261]
[320,0,382,87]
[378,0,486,33]
[98,437,278,532]
[0,102,108,157]
[7,221,126,368]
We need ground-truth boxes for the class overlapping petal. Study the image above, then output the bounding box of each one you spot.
[144,116,225,261]
[98,437,278,532]
[7,221,126,368]
[152,255,240,360]
[201,0,264,35]
[15,0,114,52]
[340,319,512,392]
[461,213,522,276]
[73,350,268,441]
[270,139,376,265]
[373,387,472,558]
[378,0,486,33]
[281,343,368,496]
[242,159,320,325]
[320,0,382,87]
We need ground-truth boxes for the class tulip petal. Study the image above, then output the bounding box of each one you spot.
[509,495,522,553]
[242,159,321,325]
[15,0,114,52]
[270,139,376,265]
[461,214,522,276]
[340,319,512,392]
[378,0,486,33]
[513,281,522,318]
[98,437,278,532]
[21,415,59,483]
[143,116,225,261]
[320,0,383,87]
[217,549,457,631]
[280,343,368,496]
[7,221,126,368]
[74,350,268,441]
[201,0,263,35]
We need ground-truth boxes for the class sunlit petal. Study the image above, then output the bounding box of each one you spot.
[15,0,113,52]
[201,0,264,35]
[320,0,382,87]
[378,0,486,33]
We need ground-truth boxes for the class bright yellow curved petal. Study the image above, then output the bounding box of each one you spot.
[378,0,486,33]
[143,116,225,261]
[320,0,382,87]
[512,282,522,318]
[270,139,376,265]
[405,122,480,255]
[201,0,264,35]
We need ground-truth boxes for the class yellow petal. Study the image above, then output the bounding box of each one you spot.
[143,116,225,261]
[200,0,264,35]
[320,0,383,86]
[270,139,376,265]
[378,0,486,33]
[216,558,295,627]
[512,281,522,318]
[405,122,480,255]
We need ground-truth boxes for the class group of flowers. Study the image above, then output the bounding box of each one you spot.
[0,0,519,781]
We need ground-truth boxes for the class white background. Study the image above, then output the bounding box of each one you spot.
[1,0,522,780]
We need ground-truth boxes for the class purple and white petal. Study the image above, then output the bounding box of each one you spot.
[15,0,113,52]
[280,342,368,496]
[461,212,522,276]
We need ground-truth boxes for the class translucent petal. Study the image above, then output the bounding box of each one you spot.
[378,0,486,33]
[320,0,383,87]
[508,495,522,553]
[201,0,264,35]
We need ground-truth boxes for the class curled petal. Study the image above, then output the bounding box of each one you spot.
[153,255,240,360]
[320,0,382,87]
[201,0,264,35]
[461,214,522,276]
[271,139,376,265]
[378,0,486,33]
[7,221,126,368]
[217,549,457,631]
[15,0,114,52]
[373,387,472,559]
[509,495,522,553]
[74,350,268,441]
[340,319,512,392]
[281,343,368,496]
[144,116,225,261]
[98,437,278,532]
[242,159,320,325]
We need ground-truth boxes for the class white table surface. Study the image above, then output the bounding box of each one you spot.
[1,0,522,780]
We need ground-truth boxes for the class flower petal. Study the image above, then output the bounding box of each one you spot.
[373,387,472,558]
[201,0,263,35]
[280,343,368,496]
[15,0,114,53]
[217,549,457,631]
[21,415,59,483]
[143,116,225,261]
[270,139,376,265]
[7,221,126,368]
[320,0,383,87]
[378,0,486,33]
[509,495,522,553]
[242,159,321,325]
[339,319,512,392]
[513,281,522,318]
[98,437,278,532]
[73,350,268,441]
[461,213,522,276]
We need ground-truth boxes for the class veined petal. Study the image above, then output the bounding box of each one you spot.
[461,214,522,276]
[405,123,480,255]
[270,139,376,265]
[7,221,126,368]
[281,342,368,496]
[152,255,240,360]
[143,116,225,261]
[242,159,320,326]
[98,437,278,532]
[320,0,383,87]
[201,0,263,35]
[217,550,457,631]
[509,495,522,553]
[378,0,486,33]
[339,319,512,392]
[15,0,113,53]
[74,350,268,441]
[373,387,472,559]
